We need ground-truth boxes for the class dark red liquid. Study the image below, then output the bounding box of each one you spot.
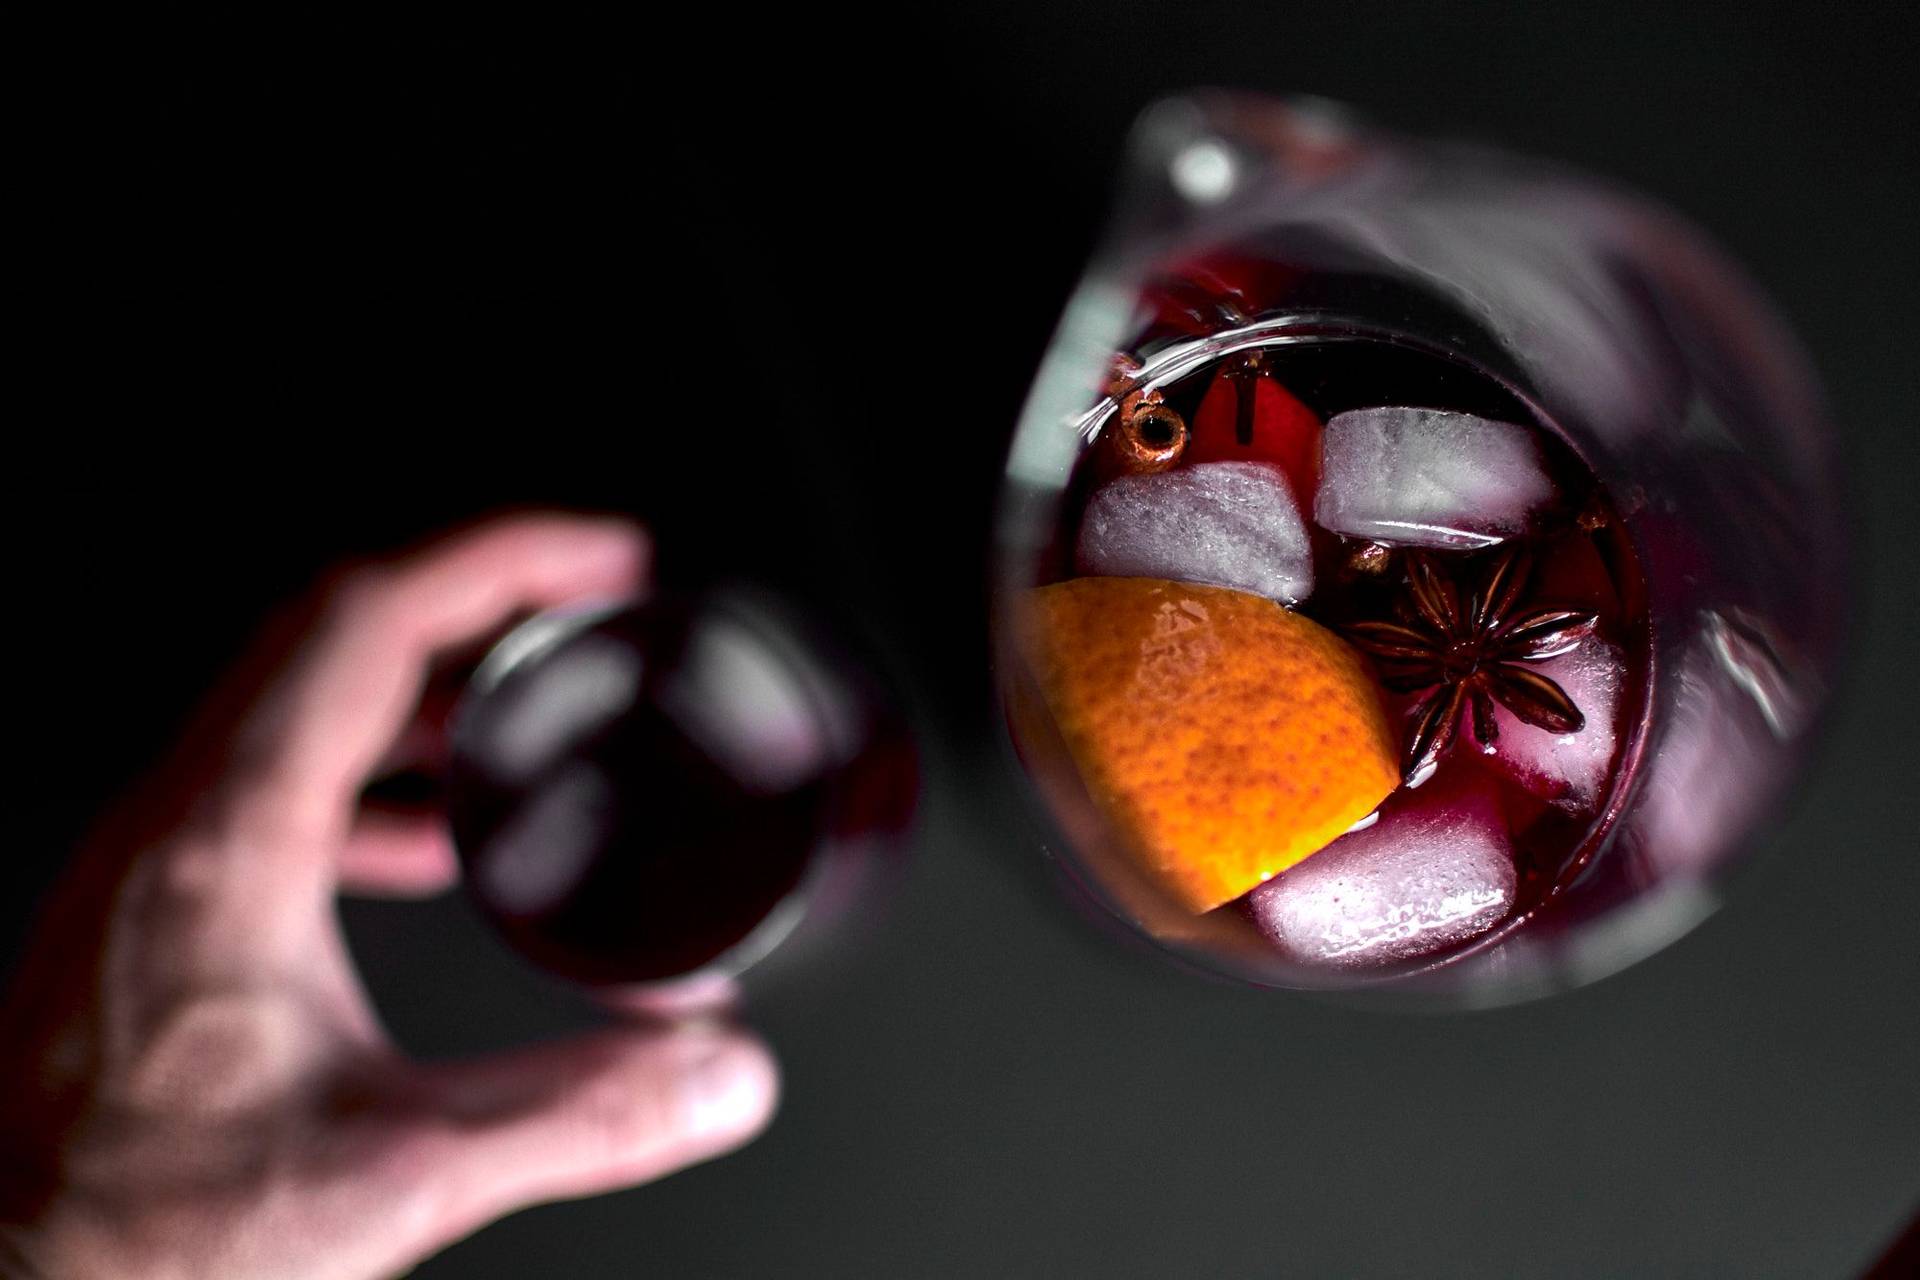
[1050,334,1653,972]
[450,594,913,986]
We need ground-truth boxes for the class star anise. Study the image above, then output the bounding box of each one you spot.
[1343,545,1598,784]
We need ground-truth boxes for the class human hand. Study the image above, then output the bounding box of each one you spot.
[0,515,780,1279]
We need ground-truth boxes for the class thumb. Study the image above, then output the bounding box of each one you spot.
[415,1024,779,1235]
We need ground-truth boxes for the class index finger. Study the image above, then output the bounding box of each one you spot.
[231,513,648,829]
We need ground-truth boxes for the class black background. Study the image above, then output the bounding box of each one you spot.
[14,3,1920,1276]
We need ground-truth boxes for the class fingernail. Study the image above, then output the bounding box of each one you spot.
[681,1040,772,1138]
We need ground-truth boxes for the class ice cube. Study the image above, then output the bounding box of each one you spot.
[463,632,641,785]
[1315,407,1553,548]
[1075,460,1313,604]
[472,761,614,915]
[1485,636,1625,808]
[1248,777,1516,967]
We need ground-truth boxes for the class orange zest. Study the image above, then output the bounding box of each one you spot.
[1023,577,1400,913]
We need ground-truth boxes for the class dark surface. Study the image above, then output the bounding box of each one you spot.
[15,4,1920,1276]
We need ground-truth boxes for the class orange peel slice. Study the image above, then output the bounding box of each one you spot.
[1023,577,1400,913]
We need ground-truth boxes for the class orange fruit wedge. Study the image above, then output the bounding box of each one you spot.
[1022,577,1400,913]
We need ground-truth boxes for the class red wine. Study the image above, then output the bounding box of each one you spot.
[450,589,914,987]
[1023,330,1651,974]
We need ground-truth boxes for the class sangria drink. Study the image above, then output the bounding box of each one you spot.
[448,587,917,992]
[996,96,1844,996]
[1017,327,1648,975]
